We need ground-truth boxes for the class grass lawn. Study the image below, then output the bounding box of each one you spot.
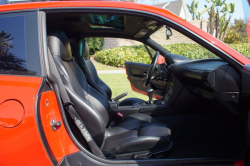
[99,73,148,101]
[91,57,124,70]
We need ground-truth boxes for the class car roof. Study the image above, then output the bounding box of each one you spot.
[0,1,177,16]
[0,1,180,41]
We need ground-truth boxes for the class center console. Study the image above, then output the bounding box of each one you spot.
[110,74,183,117]
[109,88,168,116]
[109,101,140,117]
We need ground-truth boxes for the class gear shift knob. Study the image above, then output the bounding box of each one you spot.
[147,89,154,104]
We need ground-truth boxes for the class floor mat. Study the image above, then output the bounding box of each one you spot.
[174,122,226,140]
[156,114,247,159]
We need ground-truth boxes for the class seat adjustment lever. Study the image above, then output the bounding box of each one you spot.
[112,92,128,102]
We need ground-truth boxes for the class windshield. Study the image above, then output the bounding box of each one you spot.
[149,0,250,60]
[150,26,220,59]
[150,21,250,60]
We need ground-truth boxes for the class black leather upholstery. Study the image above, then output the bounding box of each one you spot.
[118,98,145,106]
[48,31,110,146]
[76,39,112,100]
[47,30,172,158]
[103,113,171,155]
[75,39,145,106]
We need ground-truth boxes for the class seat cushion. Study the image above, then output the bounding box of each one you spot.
[118,98,145,106]
[103,113,171,156]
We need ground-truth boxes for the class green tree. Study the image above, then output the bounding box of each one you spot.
[0,31,27,72]
[214,0,225,38]
[196,8,209,20]
[85,37,104,55]
[0,30,13,57]
[204,0,215,35]
[224,18,248,44]
[187,0,208,20]
[205,0,235,41]
[219,3,235,40]
[0,53,27,71]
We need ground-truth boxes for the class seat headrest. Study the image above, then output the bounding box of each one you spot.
[77,39,90,60]
[47,30,72,61]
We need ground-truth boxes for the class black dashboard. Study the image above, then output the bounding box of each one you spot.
[168,58,242,115]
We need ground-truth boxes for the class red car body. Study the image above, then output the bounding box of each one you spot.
[0,1,249,166]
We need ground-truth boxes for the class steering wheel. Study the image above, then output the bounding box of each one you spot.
[143,51,159,87]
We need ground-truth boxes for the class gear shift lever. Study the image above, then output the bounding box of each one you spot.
[147,89,154,104]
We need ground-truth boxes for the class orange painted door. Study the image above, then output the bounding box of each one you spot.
[0,76,53,166]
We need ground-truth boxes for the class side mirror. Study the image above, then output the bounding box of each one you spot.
[166,26,172,40]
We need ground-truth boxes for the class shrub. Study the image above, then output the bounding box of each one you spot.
[162,43,218,59]
[85,37,104,55]
[95,45,152,67]
[94,43,250,67]
[230,43,250,57]
[223,30,241,44]
[224,19,248,44]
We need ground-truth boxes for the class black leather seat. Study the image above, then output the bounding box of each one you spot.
[47,30,172,159]
[74,39,145,106]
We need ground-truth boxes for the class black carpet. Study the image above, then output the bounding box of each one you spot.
[155,113,247,158]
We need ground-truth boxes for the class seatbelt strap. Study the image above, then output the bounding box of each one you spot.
[47,47,106,159]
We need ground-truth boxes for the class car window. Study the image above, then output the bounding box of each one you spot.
[0,12,41,76]
[95,38,154,67]
[145,45,156,58]
[150,26,219,59]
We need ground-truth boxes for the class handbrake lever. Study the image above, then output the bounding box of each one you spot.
[112,92,128,102]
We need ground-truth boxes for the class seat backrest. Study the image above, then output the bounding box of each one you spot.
[47,30,110,147]
[75,39,112,100]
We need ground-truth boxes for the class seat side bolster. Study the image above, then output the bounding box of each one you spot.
[86,59,112,99]
[65,86,106,147]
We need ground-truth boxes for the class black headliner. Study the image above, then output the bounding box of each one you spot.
[46,12,164,40]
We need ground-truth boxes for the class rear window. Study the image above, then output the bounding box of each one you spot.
[0,12,41,76]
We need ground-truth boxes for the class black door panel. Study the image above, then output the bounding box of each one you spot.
[125,61,167,97]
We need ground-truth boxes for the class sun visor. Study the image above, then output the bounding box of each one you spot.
[134,29,149,38]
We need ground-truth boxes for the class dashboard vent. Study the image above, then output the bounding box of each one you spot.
[202,71,211,87]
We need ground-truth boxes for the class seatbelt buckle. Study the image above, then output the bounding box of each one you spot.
[114,112,123,121]
[109,112,123,128]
